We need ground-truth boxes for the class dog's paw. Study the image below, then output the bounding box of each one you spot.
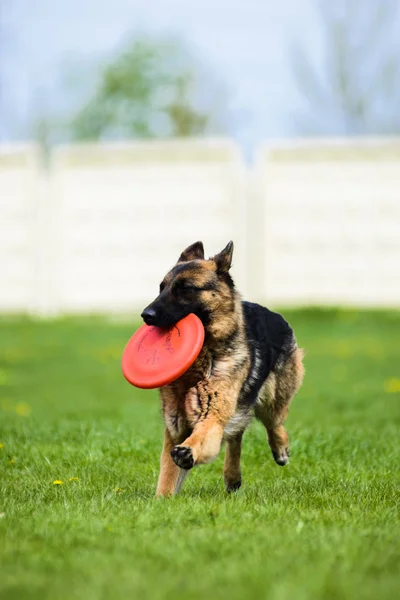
[225,479,242,493]
[171,446,195,470]
[272,448,290,466]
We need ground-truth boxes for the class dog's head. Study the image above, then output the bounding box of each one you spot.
[141,241,235,328]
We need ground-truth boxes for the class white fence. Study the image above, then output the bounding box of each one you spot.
[0,145,43,312]
[253,139,400,307]
[0,138,399,314]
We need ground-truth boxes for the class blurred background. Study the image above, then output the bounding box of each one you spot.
[1,0,400,313]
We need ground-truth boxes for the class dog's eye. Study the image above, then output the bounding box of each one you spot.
[159,281,166,293]
[174,280,197,293]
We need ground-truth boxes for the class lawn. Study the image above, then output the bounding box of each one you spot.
[1,309,399,600]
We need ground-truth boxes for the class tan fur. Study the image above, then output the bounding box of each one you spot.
[173,368,249,463]
[158,315,305,492]
[148,242,305,496]
[157,282,251,485]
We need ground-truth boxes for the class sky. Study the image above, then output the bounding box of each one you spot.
[0,0,399,152]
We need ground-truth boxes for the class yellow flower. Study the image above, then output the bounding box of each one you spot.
[16,402,31,417]
[53,480,64,485]
[384,378,400,393]
[9,459,15,464]
[0,443,3,449]
[115,487,124,494]
[69,477,79,482]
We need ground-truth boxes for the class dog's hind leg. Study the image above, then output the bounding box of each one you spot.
[224,431,243,492]
[255,372,290,466]
[255,348,304,466]
[156,428,189,497]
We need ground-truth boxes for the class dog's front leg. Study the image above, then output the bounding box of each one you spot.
[156,428,189,497]
[170,379,237,470]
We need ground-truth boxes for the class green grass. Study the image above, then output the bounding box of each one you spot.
[1,309,400,600]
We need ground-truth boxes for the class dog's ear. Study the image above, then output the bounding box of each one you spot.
[213,241,234,274]
[178,241,205,263]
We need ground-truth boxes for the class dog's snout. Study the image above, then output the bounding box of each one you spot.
[141,307,157,325]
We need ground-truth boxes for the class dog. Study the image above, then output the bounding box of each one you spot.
[141,241,305,496]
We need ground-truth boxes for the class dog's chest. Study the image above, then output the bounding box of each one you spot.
[161,381,206,440]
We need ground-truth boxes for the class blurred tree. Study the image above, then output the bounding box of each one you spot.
[71,35,228,140]
[292,0,400,135]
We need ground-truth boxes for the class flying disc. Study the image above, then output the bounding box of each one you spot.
[122,313,205,389]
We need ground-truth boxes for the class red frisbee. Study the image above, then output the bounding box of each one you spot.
[122,313,205,389]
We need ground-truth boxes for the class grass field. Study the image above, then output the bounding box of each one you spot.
[1,309,400,600]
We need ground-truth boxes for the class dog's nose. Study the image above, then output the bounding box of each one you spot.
[141,307,157,325]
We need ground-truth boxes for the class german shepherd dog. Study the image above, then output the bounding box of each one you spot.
[141,241,305,496]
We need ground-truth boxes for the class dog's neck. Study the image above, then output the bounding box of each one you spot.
[203,292,245,353]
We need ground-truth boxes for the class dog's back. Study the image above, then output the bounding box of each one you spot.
[240,301,296,402]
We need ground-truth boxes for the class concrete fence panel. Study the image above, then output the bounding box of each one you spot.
[0,145,43,312]
[1,138,400,313]
[253,139,400,307]
[49,140,247,313]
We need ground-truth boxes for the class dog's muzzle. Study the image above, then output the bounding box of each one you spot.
[141,307,158,326]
